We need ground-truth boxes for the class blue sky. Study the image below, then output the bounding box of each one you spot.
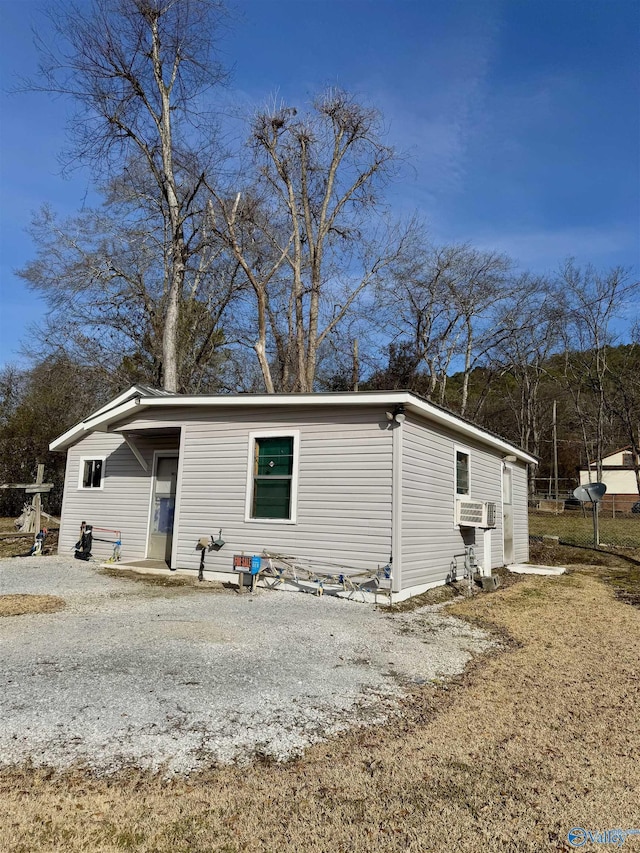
[1,0,638,368]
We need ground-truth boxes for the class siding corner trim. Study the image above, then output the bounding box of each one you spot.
[391,422,403,593]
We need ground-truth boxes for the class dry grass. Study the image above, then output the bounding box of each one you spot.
[98,566,232,592]
[529,538,628,567]
[0,594,65,617]
[529,539,640,608]
[0,517,24,532]
[0,518,59,559]
[1,567,639,852]
[530,510,640,548]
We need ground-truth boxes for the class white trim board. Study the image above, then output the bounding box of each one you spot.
[244,429,300,524]
[77,456,106,491]
[50,388,538,465]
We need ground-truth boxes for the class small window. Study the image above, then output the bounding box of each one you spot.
[248,434,298,521]
[622,452,634,468]
[80,458,104,489]
[455,450,470,496]
[503,466,512,505]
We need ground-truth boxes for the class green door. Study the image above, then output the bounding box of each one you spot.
[148,456,178,564]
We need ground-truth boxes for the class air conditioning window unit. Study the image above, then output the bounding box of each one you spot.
[456,499,484,527]
[456,500,497,528]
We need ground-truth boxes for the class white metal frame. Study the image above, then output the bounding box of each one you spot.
[501,462,514,565]
[170,429,186,569]
[454,444,471,497]
[244,429,300,524]
[145,450,180,560]
[77,456,106,490]
[453,443,471,528]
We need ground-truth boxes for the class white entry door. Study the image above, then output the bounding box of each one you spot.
[503,465,514,564]
[148,456,178,563]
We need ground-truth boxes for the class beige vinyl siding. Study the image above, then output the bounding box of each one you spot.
[57,400,531,588]
[401,415,504,588]
[58,431,179,561]
[471,444,505,570]
[119,405,394,574]
[512,463,530,563]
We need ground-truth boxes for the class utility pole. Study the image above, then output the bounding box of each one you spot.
[552,400,559,505]
[352,338,359,392]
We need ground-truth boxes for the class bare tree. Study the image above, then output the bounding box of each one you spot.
[602,331,640,496]
[381,237,516,415]
[558,261,639,478]
[209,90,403,392]
[19,201,241,393]
[24,0,229,391]
[492,275,563,493]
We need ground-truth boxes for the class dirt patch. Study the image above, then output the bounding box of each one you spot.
[386,582,461,612]
[0,567,638,852]
[573,564,640,609]
[529,537,640,608]
[529,537,625,567]
[387,567,525,616]
[0,518,59,559]
[0,594,65,617]
[98,566,231,592]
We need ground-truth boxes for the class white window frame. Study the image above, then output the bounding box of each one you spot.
[502,464,513,506]
[78,456,106,490]
[244,430,300,524]
[454,444,471,500]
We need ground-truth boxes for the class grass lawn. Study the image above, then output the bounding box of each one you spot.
[1,554,639,852]
[529,510,640,549]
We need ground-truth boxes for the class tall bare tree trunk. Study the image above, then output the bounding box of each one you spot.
[24,0,230,394]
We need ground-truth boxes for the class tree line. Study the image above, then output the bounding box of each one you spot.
[1,0,638,512]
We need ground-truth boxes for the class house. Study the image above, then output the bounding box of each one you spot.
[579,447,639,512]
[50,386,536,602]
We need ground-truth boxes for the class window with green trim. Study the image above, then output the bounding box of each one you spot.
[252,436,294,519]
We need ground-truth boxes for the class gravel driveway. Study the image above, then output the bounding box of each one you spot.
[0,556,495,774]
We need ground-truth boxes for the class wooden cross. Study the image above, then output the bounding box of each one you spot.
[0,464,54,534]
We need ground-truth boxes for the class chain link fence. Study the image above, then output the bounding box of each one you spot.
[529,497,640,552]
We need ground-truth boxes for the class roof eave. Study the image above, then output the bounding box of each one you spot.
[405,397,538,465]
[51,390,535,464]
[50,397,142,451]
